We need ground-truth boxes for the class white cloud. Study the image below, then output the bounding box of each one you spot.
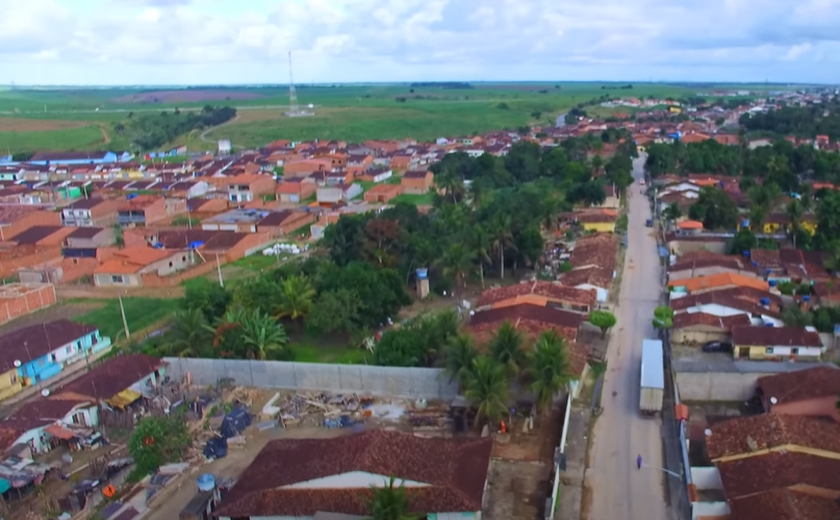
[0,0,838,84]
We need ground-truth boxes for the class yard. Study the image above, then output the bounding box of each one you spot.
[72,297,182,340]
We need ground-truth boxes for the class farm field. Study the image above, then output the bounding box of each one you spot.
[0,82,783,153]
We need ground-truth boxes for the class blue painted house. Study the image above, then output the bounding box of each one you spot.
[0,320,111,389]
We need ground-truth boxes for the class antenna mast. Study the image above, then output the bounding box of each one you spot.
[288,52,299,114]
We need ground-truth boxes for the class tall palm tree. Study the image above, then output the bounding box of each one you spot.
[488,321,526,377]
[464,356,510,428]
[443,334,478,386]
[590,155,604,176]
[470,225,493,289]
[165,309,212,357]
[490,213,515,279]
[367,476,420,520]
[275,275,317,324]
[527,331,574,418]
[240,310,291,360]
[786,198,803,248]
[436,242,476,298]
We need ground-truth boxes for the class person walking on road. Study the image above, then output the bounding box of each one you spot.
[636,454,643,470]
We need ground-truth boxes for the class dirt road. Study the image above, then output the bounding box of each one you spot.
[586,156,669,520]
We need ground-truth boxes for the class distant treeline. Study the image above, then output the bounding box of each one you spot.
[740,102,840,140]
[115,105,236,150]
[409,82,474,89]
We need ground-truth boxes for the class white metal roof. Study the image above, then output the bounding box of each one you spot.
[641,339,665,390]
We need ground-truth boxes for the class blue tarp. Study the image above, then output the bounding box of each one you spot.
[658,246,669,258]
[202,437,227,459]
[220,406,252,439]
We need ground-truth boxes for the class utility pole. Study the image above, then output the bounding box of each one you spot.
[216,254,224,288]
[118,295,130,339]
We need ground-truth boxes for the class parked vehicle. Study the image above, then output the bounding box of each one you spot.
[640,338,664,416]
[645,219,653,228]
[702,341,733,353]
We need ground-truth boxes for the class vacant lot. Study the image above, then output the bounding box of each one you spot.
[0,117,86,132]
[0,300,103,334]
[112,89,265,104]
[72,297,182,339]
[0,125,105,154]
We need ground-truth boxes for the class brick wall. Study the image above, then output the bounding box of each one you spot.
[0,284,57,325]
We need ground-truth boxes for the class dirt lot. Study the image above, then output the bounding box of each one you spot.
[483,408,563,520]
[0,117,85,132]
[0,301,102,334]
[112,90,264,104]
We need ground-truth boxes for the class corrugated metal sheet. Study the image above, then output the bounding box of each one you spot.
[63,248,97,258]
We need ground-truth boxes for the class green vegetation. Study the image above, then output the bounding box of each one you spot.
[73,297,181,339]
[0,126,104,154]
[117,105,236,150]
[740,99,840,140]
[128,414,191,480]
[588,310,617,338]
[652,305,674,329]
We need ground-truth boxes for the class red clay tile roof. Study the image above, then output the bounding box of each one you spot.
[476,281,596,310]
[672,312,751,331]
[670,272,770,293]
[731,326,822,347]
[718,452,840,499]
[669,290,782,318]
[728,489,840,520]
[0,320,97,369]
[403,170,430,179]
[467,304,583,343]
[52,354,165,400]
[749,249,782,268]
[757,366,840,405]
[559,266,614,289]
[707,414,840,460]
[569,234,619,272]
[215,430,493,518]
[668,255,749,274]
[0,418,52,452]
[10,399,88,421]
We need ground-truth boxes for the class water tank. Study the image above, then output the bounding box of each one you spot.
[803,295,811,302]
[760,298,770,305]
[742,250,750,257]
[769,280,777,287]
[197,474,215,492]
[416,268,428,280]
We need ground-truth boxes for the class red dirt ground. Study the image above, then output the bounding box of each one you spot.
[112,90,264,104]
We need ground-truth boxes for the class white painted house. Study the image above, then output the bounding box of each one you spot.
[215,430,493,520]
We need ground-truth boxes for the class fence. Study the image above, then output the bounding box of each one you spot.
[164,357,460,399]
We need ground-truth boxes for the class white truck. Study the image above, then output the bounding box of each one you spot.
[640,338,665,416]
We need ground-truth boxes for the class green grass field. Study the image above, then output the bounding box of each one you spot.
[73,297,182,340]
[0,82,792,153]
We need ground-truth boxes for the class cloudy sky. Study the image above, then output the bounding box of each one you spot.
[1,0,839,85]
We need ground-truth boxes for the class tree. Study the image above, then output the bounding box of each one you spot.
[275,274,316,324]
[730,230,757,255]
[527,331,573,418]
[165,309,212,357]
[786,198,804,247]
[689,187,739,230]
[652,305,674,329]
[129,414,191,478]
[443,334,478,386]
[662,203,682,224]
[490,214,515,279]
[184,278,231,322]
[488,321,527,377]
[566,181,607,207]
[463,356,510,428]
[588,310,617,338]
[368,476,420,520]
[436,242,476,297]
[306,288,361,337]
[240,310,291,360]
[470,225,492,289]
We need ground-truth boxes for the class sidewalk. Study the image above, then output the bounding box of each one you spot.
[556,405,590,520]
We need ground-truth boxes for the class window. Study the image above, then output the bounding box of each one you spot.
[792,348,800,355]
[765,347,774,354]
[182,256,187,262]
[65,345,73,354]
[168,262,173,267]
[111,275,124,283]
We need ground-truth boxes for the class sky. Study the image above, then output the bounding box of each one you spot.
[1,0,839,85]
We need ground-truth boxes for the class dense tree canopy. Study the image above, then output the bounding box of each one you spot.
[739,102,840,140]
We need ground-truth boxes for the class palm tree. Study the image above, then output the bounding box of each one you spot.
[367,476,420,520]
[786,198,803,248]
[488,321,526,377]
[443,334,478,386]
[275,275,316,324]
[464,356,510,428]
[527,331,574,418]
[436,168,464,204]
[436,242,476,298]
[591,155,604,176]
[470,225,492,289]
[490,213,515,279]
[240,310,291,360]
[165,309,212,357]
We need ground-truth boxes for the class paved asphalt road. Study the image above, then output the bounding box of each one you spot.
[587,155,670,520]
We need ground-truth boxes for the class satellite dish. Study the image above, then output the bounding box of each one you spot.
[770,397,778,404]
[41,389,50,397]
[13,360,21,367]
[704,429,712,437]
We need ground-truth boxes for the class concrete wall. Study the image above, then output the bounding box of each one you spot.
[690,467,722,490]
[164,358,459,399]
[673,359,826,402]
